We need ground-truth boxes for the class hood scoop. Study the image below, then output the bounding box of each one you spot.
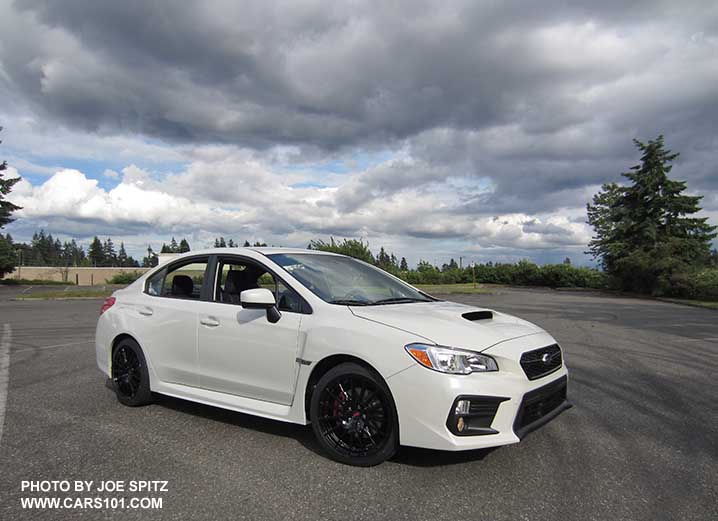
[462,310,493,321]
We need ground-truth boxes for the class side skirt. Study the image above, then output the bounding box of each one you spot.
[151,380,306,425]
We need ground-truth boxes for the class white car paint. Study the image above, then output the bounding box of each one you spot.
[96,247,569,451]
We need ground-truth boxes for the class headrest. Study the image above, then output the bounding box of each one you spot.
[171,275,193,297]
[224,267,263,294]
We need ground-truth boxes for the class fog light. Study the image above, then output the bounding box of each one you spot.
[457,417,465,432]
[455,399,471,416]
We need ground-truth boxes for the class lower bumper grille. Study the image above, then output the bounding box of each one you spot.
[513,375,570,438]
[446,395,509,436]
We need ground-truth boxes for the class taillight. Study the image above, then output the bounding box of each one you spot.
[100,297,116,315]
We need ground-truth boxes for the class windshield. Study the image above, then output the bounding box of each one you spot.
[268,253,434,305]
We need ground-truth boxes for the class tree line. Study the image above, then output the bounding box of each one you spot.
[1,232,198,269]
[0,129,716,298]
[308,137,717,298]
[8,231,143,267]
[308,237,609,288]
[0,232,274,272]
[213,237,267,248]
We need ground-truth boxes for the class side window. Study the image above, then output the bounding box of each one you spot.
[217,261,256,304]
[215,258,306,313]
[163,261,208,299]
[276,279,303,313]
[150,259,209,300]
[258,272,276,291]
[146,268,166,296]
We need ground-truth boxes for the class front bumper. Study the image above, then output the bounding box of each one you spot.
[386,333,571,451]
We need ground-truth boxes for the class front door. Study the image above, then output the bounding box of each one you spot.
[195,257,305,405]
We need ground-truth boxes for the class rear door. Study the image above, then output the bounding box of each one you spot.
[195,255,309,405]
[133,256,211,387]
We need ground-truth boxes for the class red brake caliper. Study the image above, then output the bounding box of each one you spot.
[333,389,347,420]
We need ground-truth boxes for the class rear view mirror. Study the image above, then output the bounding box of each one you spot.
[240,288,281,323]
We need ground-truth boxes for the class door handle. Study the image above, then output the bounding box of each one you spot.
[138,307,153,316]
[200,316,220,327]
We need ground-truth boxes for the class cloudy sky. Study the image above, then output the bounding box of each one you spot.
[1,0,716,266]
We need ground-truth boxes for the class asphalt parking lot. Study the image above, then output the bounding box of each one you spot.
[0,286,716,520]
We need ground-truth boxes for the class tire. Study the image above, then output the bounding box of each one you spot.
[111,338,153,407]
[310,362,399,466]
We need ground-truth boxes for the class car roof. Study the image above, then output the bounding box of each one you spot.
[250,247,336,256]
[166,247,340,258]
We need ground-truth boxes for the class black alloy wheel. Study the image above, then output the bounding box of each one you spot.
[111,338,152,406]
[310,363,398,466]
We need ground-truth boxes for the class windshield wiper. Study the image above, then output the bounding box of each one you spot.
[371,297,430,305]
[329,299,372,306]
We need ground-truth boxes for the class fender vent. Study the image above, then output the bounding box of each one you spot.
[462,310,493,321]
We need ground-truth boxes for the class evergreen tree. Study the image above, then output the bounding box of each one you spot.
[0,231,15,277]
[178,238,191,253]
[68,239,86,266]
[31,230,56,265]
[169,237,179,253]
[60,241,73,266]
[0,127,19,276]
[227,239,235,248]
[118,242,128,266]
[400,257,409,271]
[441,258,458,272]
[88,236,105,266]
[52,238,62,262]
[0,126,21,229]
[243,240,251,247]
[142,246,158,267]
[587,136,717,293]
[103,238,117,266]
[376,247,391,270]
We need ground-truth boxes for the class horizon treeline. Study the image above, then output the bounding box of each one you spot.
[308,237,609,289]
[5,231,716,298]
[4,231,194,268]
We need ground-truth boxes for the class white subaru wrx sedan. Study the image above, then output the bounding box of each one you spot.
[96,248,570,466]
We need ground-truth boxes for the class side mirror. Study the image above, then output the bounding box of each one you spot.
[240,288,281,323]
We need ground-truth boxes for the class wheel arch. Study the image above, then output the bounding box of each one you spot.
[109,333,147,375]
[304,354,390,421]
[111,333,140,355]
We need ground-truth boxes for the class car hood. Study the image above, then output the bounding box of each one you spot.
[349,300,544,352]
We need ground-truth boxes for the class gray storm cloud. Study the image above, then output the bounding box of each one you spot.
[0,0,716,262]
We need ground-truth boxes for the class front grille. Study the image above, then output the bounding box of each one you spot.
[520,344,562,380]
[513,375,568,437]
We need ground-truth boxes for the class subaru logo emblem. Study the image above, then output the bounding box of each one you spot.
[541,353,552,364]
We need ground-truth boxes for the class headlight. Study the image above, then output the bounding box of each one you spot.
[405,343,498,374]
